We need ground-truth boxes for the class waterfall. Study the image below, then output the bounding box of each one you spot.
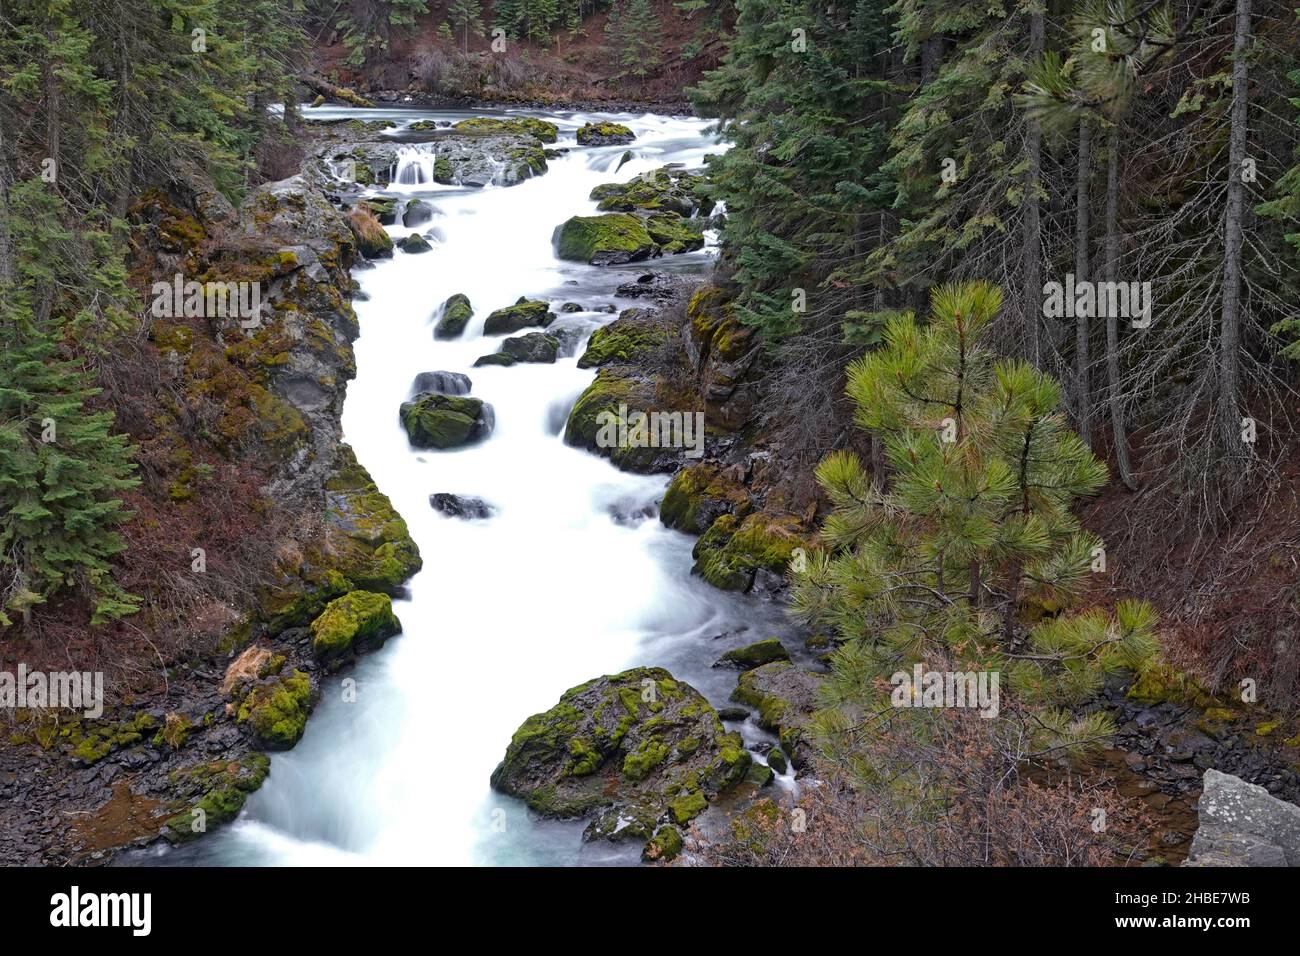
[393,146,438,187]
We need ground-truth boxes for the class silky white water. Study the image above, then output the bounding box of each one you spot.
[164,109,796,867]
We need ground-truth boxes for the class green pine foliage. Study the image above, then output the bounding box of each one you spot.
[447,0,485,53]
[792,282,1159,768]
[605,0,662,77]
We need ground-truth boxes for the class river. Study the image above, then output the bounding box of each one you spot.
[162,107,797,866]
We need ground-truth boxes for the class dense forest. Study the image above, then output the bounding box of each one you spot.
[1,0,1299,873]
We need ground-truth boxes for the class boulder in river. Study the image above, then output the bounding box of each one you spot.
[715,638,790,670]
[589,165,711,217]
[577,308,668,369]
[429,493,494,520]
[402,198,436,228]
[453,116,559,144]
[483,297,556,335]
[409,370,471,397]
[433,293,473,340]
[731,661,823,771]
[660,461,753,535]
[400,393,494,449]
[1186,769,1300,866]
[397,232,432,254]
[553,213,656,266]
[490,667,752,851]
[576,121,636,146]
[500,332,559,364]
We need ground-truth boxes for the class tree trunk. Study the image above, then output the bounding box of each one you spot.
[1021,9,1045,366]
[1074,119,1092,446]
[1104,124,1137,489]
[1218,0,1252,455]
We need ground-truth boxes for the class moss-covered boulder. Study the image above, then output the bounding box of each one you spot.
[402,198,434,227]
[348,203,393,259]
[590,166,713,217]
[645,213,705,253]
[236,668,314,750]
[454,116,559,143]
[553,213,656,266]
[576,309,669,368]
[659,462,753,534]
[577,121,636,146]
[692,511,805,592]
[483,297,556,335]
[716,639,790,670]
[490,667,751,852]
[731,662,823,770]
[476,332,559,366]
[434,293,473,339]
[400,393,494,449]
[310,590,401,661]
[397,232,432,254]
[684,285,762,430]
[163,754,271,844]
[563,367,666,473]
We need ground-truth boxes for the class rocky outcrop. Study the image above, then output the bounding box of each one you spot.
[1186,769,1300,866]
[482,297,556,336]
[490,667,751,856]
[590,165,711,217]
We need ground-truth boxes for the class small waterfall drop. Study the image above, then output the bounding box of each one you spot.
[393,146,438,186]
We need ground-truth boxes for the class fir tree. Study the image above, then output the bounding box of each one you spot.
[606,0,661,78]
[447,0,484,53]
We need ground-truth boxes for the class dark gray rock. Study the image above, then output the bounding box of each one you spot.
[1186,769,1300,866]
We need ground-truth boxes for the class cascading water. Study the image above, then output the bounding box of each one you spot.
[159,110,800,867]
[393,145,439,187]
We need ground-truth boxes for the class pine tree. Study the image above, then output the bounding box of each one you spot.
[791,282,1159,772]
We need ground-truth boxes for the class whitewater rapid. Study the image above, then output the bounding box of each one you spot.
[169,108,794,866]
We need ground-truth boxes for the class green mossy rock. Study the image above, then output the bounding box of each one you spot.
[499,332,559,364]
[576,121,636,146]
[692,512,804,592]
[562,367,667,473]
[400,393,493,449]
[645,213,705,253]
[310,590,401,660]
[482,297,555,335]
[642,824,684,862]
[490,666,750,853]
[163,753,271,844]
[236,669,314,750]
[659,462,753,534]
[716,639,790,670]
[553,213,656,265]
[434,293,473,339]
[473,352,516,367]
[766,747,788,774]
[397,232,433,254]
[321,447,422,594]
[590,166,712,217]
[454,116,559,143]
[576,309,668,368]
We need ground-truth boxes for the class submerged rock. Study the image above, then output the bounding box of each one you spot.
[429,493,494,520]
[433,293,474,340]
[490,667,751,852]
[1186,769,1300,866]
[399,393,494,449]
